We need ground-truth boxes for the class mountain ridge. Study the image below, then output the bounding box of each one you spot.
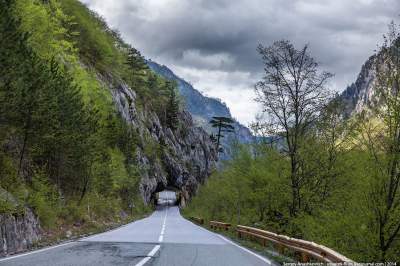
[147,60,253,156]
[339,54,377,117]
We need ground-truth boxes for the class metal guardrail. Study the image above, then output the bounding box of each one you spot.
[209,221,231,231]
[236,225,353,263]
[200,217,353,263]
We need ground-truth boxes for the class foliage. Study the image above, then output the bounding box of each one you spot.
[185,143,390,261]
[27,171,60,228]
[355,22,400,261]
[166,81,180,130]
[186,36,400,262]
[209,116,235,154]
[255,40,333,217]
[0,0,154,232]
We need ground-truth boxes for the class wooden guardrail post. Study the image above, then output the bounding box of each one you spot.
[209,221,231,231]
[276,243,284,255]
[301,252,310,263]
[190,217,204,225]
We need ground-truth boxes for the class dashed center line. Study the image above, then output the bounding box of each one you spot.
[135,207,168,266]
[158,207,168,242]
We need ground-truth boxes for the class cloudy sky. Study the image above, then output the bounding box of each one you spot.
[81,0,399,126]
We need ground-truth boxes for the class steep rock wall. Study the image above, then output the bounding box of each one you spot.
[0,209,41,256]
[340,55,377,118]
[110,82,218,204]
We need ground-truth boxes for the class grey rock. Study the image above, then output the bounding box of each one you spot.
[147,60,254,159]
[339,55,378,118]
[109,79,217,205]
[0,208,41,256]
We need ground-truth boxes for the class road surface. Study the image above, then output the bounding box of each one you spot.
[0,206,272,266]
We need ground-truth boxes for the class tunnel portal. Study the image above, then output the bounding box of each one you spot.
[156,190,178,206]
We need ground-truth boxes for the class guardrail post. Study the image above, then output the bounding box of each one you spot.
[276,244,284,255]
[301,252,310,263]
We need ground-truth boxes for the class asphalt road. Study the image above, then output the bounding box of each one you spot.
[0,204,272,265]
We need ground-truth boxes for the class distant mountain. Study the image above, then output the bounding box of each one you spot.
[339,54,378,118]
[147,60,253,155]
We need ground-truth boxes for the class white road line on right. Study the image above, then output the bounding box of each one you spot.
[187,219,272,265]
[217,234,272,265]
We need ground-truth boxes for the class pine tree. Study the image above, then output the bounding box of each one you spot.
[125,46,148,91]
[209,116,235,154]
[166,81,179,130]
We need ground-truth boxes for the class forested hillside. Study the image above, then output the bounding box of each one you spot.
[184,34,400,262]
[0,0,216,255]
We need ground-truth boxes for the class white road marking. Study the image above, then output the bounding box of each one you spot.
[135,206,168,266]
[217,235,272,265]
[134,244,161,266]
[159,206,168,242]
[187,219,272,265]
[0,242,75,262]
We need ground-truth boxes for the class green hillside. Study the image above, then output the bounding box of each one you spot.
[0,0,180,235]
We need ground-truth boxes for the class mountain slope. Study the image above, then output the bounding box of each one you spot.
[147,60,253,155]
[0,0,217,255]
[339,55,378,117]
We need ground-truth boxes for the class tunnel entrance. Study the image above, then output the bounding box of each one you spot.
[155,190,178,206]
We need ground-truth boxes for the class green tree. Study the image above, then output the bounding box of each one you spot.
[209,116,235,154]
[359,23,400,261]
[166,81,180,130]
[125,46,148,93]
[255,40,333,217]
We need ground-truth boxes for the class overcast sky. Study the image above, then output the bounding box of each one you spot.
[81,0,399,126]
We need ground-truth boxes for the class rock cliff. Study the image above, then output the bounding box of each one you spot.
[147,60,253,158]
[340,55,378,117]
[110,82,217,205]
[0,209,41,256]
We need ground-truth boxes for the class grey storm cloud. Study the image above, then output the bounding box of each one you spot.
[81,0,399,124]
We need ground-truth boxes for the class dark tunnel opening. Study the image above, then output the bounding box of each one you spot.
[152,184,181,207]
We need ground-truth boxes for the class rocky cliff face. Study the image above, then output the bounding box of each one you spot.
[340,55,378,118]
[0,209,41,256]
[147,60,254,157]
[110,81,218,205]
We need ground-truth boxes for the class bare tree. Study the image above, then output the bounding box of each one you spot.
[361,22,400,261]
[255,40,333,217]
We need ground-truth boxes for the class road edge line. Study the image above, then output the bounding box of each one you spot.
[216,234,272,265]
[183,216,272,265]
[0,242,75,262]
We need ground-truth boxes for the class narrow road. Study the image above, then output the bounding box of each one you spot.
[0,206,272,266]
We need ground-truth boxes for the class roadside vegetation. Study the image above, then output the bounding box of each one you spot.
[184,26,400,262]
[0,0,181,239]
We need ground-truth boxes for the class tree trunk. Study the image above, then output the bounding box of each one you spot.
[18,114,32,177]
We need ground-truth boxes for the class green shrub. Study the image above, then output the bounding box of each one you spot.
[27,171,60,228]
